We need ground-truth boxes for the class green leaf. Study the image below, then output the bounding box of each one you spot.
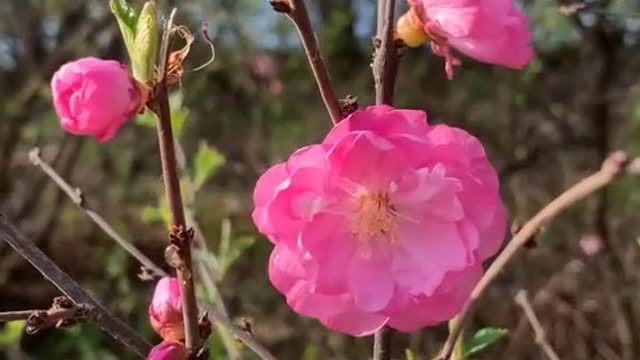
[132,1,158,82]
[136,112,156,129]
[193,142,225,190]
[219,235,255,277]
[463,328,507,358]
[170,91,189,137]
[141,204,170,225]
[0,321,25,347]
[110,0,138,56]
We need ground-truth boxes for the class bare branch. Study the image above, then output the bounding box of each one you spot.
[28,147,167,278]
[514,290,561,360]
[373,0,399,105]
[270,0,342,125]
[0,214,151,358]
[436,151,639,360]
[372,1,397,358]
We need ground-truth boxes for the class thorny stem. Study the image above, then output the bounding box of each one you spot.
[151,8,201,355]
[273,0,342,125]
[0,214,151,357]
[514,290,561,360]
[436,152,640,360]
[28,148,168,278]
[372,0,397,359]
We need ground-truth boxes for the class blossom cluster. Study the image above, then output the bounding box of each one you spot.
[46,0,533,356]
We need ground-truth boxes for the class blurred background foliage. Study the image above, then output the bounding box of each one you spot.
[1,0,640,359]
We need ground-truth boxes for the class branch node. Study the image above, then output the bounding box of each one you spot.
[339,95,359,117]
[269,0,291,14]
[198,311,213,340]
[601,150,628,176]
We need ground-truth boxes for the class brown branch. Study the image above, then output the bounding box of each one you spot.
[514,290,561,360]
[0,214,151,358]
[373,0,398,105]
[149,8,200,355]
[28,147,168,278]
[436,151,640,360]
[270,0,342,125]
[373,326,393,360]
[372,1,397,358]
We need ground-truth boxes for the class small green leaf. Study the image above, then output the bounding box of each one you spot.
[110,0,138,55]
[141,204,170,225]
[463,328,507,358]
[136,112,156,129]
[0,321,25,347]
[193,142,225,190]
[132,1,158,82]
[219,236,255,277]
[170,91,189,137]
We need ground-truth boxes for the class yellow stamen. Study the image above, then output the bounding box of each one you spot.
[353,192,398,244]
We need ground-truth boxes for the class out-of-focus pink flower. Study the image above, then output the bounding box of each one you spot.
[147,341,188,360]
[250,54,278,80]
[398,0,533,79]
[253,105,506,335]
[149,277,184,342]
[579,234,603,257]
[51,57,142,142]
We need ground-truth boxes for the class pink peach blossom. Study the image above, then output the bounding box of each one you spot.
[406,0,533,79]
[146,341,188,360]
[149,277,184,342]
[51,57,141,142]
[253,105,506,335]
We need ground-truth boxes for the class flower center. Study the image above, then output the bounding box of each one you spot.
[353,191,398,243]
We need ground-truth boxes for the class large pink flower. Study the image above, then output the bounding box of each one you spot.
[253,105,506,336]
[51,57,141,142]
[400,0,533,79]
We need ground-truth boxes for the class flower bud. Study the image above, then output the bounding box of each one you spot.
[147,341,188,360]
[396,9,428,47]
[51,57,142,142]
[149,277,184,342]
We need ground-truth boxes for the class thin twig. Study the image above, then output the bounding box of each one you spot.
[202,304,278,360]
[436,151,640,360]
[271,0,342,125]
[28,148,167,278]
[150,8,202,354]
[0,214,151,358]
[373,327,392,360]
[176,139,238,359]
[0,310,33,322]
[514,290,561,360]
[372,1,397,358]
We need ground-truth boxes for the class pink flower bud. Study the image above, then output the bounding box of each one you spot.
[51,57,142,142]
[147,341,188,360]
[149,277,184,342]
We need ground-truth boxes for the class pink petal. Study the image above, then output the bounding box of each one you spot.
[325,106,429,145]
[348,253,394,312]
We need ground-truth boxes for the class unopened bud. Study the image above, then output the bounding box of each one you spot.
[148,277,184,342]
[396,9,428,48]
